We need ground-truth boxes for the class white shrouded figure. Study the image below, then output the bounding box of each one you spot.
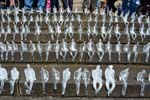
[133,42,139,62]
[92,22,98,38]
[0,42,6,61]
[45,41,52,62]
[68,22,74,39]
[62,68,71,95]
[29,41,36,61]
[78,23,83,41]
[0,64,8,94]
[80,41,86,62]
[52,68,60,90]
[24,64,36,95]
[74,68,82,95]
[5,41,13,61]
[139,24,146,41]
[87,39,95,62]
[137,69,146,97]
[105,65,116,96]
[114,24,121,42]
[55,40,60,60]
[47,23,54,40]
[143,42,150,62]
[119,68,129,96]
[20,41,28,61]
[69,39,77,61]
[55,23,62,39]
[82,68,90,94]
[10,67,19,94]
[115,41,122,62]
[92,65,103,95]
[101,23,107,40]
[40,67,49,94]
[124,42,131,62]
[60,39,68,60]
[37,41,43,61]
[96,39,104,62]
[106,41,112,62]
[130,23,137,41]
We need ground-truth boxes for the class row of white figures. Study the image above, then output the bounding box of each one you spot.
[0,6,150,25]
[0,21,149,41]
[0,40,149,62]
[0,64,149,96]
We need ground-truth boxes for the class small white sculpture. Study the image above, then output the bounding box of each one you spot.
[123,42,131,62]
[74,68,82,95]
[130,23,137,40]
[20,41,28,61]
[92,22,98,38]
[47,23,54,40]
[138,14,144,25]
[69,39,77,61]
[114,24,121,42]
[105,65,116,96]
[55,40,60,60]
[29,41,36,61]
[37,41,43,61]
[0,42,6,61]
[119,68,129,96]
[92,65,103,95]
[101,23,107,40]
[80,41,86,62]
[115,41,122,62]
[137,69,146,96]
[87,22,92,39]
[87,39,95,62]
[62,68,71,95]
[106,41,112,62]
[78,23,83,40]
[96,39,104,62]
[35,22,41,40]
[45,41,52,62]
[143,42,150,62]
[55,23,62,39]
[40,67,49,94]
[124,23,130,41]
[0,64,8,94]
[107,26,113,41]
[10,67,19,94]
[52,68,60,90]
[12,41,18,61]
[132,42,139,62]
[24,64,36,95]
[5,42,13,61]
[60,39,68,60]
[82,68,90,94]
[68,22,74,39]
[139,24,146,41]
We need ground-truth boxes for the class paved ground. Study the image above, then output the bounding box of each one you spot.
[0,97,149,100]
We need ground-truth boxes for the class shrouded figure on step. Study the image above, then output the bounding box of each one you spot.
[52,68,60,90]
[62,68,71,95]
[137,69,146,97]
[0,64,8,94]
[24,64,36,95]
[92,65,103,95]
[119,68,129,96]
[105,65,116,96]
[10,67,19,95]
[74,68,82,96]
